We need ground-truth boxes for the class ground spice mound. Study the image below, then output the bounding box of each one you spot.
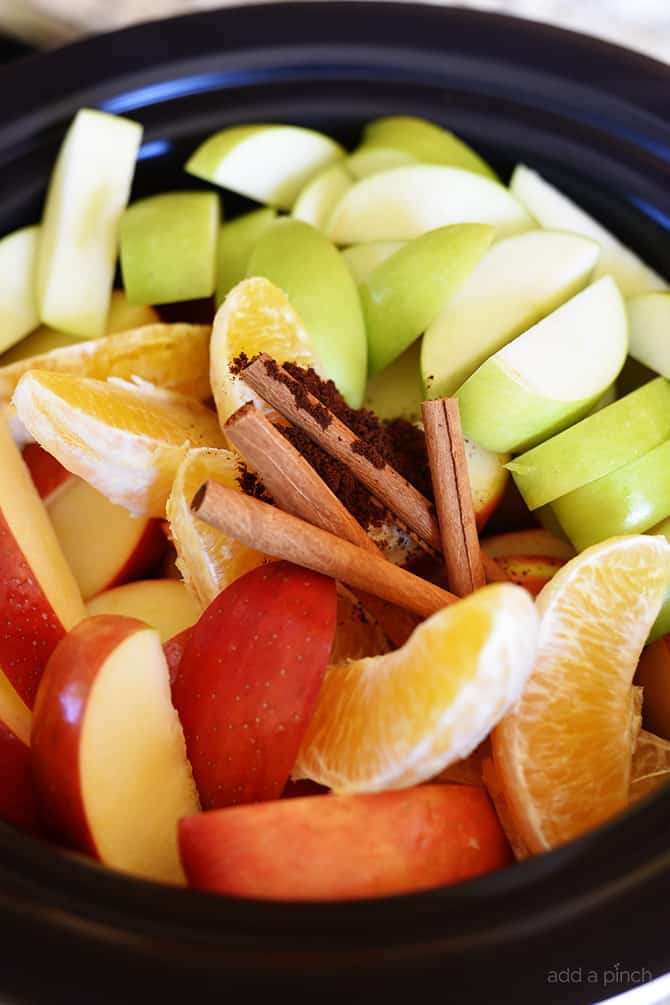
[236,463,273,503]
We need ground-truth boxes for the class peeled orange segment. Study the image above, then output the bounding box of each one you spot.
[13,371,225,518]
[0,323,211,402]
[293,583,538,794]
[210,277,321,424]
[166,447,267,606]
[492,535,670,855]
[631,729,670,802]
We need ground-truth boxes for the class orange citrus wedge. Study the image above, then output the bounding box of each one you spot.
[492,535,670,855]
[0,323,211,402]
[166,447,267,606]
[13,371,224,518]
[210,277,321,424]
[293,583,538,793]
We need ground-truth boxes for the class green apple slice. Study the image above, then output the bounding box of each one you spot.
[347,148,416,179]
[507,377,670,510]
[215,207,276,307]
[550,437,670,552]
[361,223,495,374]
[627,292,670,377]
[292,163,352,231]
[457,276,627,453]
[359,116,497,179]
[510,165,667,297]
[120,192,219,306]
[0,225,40,352]
[363,342,424,422]
[340,241,405,285]
[37,108,142,338]
[186,125,344,210]
[246,218,367,406]
[326,165,534,245]
[421,230,599,398]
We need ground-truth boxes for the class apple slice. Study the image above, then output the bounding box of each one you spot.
[31,615,199,882]
[481,528,575,562]
[246,218,367,407]
[346,148,415,178]
[507,377,670,511]
[361,223,494,373]
[647,514,670,643]
[120,192,220,306]
[172,561,337,810]
[357,116,498,180]
[627,292,670,377]
[0,414,85,706]
[0,668,39,832]
[326,165,533,245]
[490,555,563,597]
[87,580,201,643]
[216,207,276,306]
[164,627,192,687]
[22,442,71,502]
[0,225,40,352]
[421,231,600,398]
[510,165,667,296]
[457,277,627,453]
[179,785,511,900]
[292,163,352,231]
[363,341,424,422]
[186,124,344,209]
[37,108,142,337]
[340,240,405,285]
[550,437,670,552]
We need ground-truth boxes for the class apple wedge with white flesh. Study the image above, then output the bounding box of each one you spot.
[550,438,670,552]
[347,148,415,178]
[0,225,40,352]
[186,125,344,209]
[87,580,201,643]
[421,231,600,398]
[326,165,534,245]
[216,207,276,306]
[0,668,39,832]
[36,109,142,338]
[482,528,575,562]
[0,290,160,366]
[0,414,85,707]
[120,192,219,306]
[31,615,199,883]
[292,163,352,231]
[246,218,367,407]
[627,292,670,377]
[357,116,498,179]
[340,241,405,285]
[510,165,667,297]
[362,223,494,374]
[508,377,670,511]
[457,276,627,453]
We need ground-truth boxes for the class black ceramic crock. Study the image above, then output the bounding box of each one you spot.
[1,5,670,1003]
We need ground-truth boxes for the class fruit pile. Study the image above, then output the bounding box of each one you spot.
[2,109,670,900]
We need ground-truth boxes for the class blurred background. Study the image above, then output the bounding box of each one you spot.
[1,0,670,61]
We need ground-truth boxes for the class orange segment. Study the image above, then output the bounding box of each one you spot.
[293,583,538,793]
[13,371,224,518]
[166,447,267,606]
[0,323,211,402]
[210,277,321,423]
[492,535,670,854]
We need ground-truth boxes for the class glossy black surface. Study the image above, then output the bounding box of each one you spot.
[1,5,670,1002]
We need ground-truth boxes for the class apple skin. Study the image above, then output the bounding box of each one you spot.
[292,162,352,232]
[0,722,39,833]
[359,116,498,180]
[179,784,511,900]
[361,223,494,374]
[164,627,192,687]
[172,561,337,810]
[22,443,71,502]
[246,218,367,407]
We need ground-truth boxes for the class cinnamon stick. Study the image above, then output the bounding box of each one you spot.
[422,399,486,596]
[224,403,419,644]
[241,356,506,584]
[192,481,457,619]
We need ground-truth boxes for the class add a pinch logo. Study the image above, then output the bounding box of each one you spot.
[547,964,654,988]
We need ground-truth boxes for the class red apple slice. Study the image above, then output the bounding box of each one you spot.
[179,784,511,900]
[0,669,39,831]
[31,615,199,883]
[21,443,71,502]
[0,415,86,706]
[87,579,201,643]
[164,627,193,687]
[481,528,575,561]
[493,555,565,597]
[173,561,337,810]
